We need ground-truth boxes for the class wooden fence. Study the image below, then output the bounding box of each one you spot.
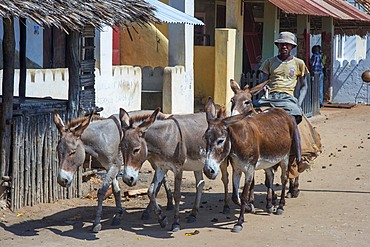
[241,72,320,117]
[1,98,83,210]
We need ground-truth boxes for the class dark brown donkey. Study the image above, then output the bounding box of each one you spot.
[119,108,229,232]
[203,98,294,233]
[230,79,321,198]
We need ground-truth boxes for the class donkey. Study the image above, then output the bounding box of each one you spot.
[230,79,321,198]
[203,98,294,233]
[54,112,124,232]
[53,111,173,232]
[119,108,229,232]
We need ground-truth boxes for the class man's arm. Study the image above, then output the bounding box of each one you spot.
[297,75,308,107]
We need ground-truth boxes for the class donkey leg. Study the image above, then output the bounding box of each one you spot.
[264,167,275,214]
[142,174,164,220]
[148,168,168,228]
[245,176,255,214]
[288,176,300,198]
[149,162,174,211]
[187,170,204,223]
[231,167,242,206]
[111,176,125,226]
[277,158,289,215]
[162,173,174,210]
[92,166,119,232]
[220,159,230,214]
[171,169,183,232]
[232,166,254,233]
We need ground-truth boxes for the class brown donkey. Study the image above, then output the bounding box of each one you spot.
[203,98,294,233]
[229,79,321,198]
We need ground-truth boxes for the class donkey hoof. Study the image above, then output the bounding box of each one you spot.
[172,224,181,232]
[232,196,240,206]
[276,208,284,215]
[291,190,300,198]
[159,216,168,228]
[111,217,121,226]
[231,224,243,233]
[166,204,175,211]
[187,215,197,223]
[92,223,102,233]
[266,206,273,214]
[141,211,150,220]
[223,206,231,214]
[245,204,255,214]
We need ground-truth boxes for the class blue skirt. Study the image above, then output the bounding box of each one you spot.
[254,92,303,117]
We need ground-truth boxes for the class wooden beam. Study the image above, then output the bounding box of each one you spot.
[19,18,27,100]
[1,17,15,195]
[66,30,81,120]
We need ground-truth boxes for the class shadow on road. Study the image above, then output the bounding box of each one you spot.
[0,183,294,240]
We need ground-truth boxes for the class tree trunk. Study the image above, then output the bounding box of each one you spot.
[1,17,15,199]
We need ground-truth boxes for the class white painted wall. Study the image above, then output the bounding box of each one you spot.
[168,0,195,114]
[95,66,142,117]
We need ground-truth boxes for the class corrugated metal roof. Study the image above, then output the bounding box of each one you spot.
[145,0,204,25]
[269,0,370,22]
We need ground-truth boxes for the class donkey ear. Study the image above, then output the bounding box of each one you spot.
[205,97,216,122]
[230,79,241,94]
[54,111,66,134]
[222,114,246,127]
[217,107,227,119]
[73,113,93,137]
[250,80,270,95]
[119,108,130,129]
[137,107,160,133]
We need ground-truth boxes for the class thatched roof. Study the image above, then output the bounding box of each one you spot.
[0,0,160,32]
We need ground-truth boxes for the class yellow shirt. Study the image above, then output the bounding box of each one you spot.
[259,56,309,96]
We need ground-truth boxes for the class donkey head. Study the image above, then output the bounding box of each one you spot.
[54,112,92,187]
[119,108,160,186]
[203,97,245,179]
[230,79,269,116]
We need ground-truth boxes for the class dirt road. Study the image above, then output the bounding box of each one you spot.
[1,105,370,247]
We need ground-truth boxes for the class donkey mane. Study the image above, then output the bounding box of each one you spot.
[66,115,106,129]
[129,112,167,127]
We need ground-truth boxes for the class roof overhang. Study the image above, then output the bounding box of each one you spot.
[145,0,204,25]
[268,0,370,21]
[268,0,370,36]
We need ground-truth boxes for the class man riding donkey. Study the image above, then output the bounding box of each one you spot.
[254,31,310,174]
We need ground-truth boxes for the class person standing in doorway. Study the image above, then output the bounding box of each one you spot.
[256,31,309,173]
[310,45,324,107]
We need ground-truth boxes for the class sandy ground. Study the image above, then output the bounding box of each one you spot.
[1,105,370,247]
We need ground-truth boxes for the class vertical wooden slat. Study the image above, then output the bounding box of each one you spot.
[52,112,61,201]
[36,115,44,204]
[19,117,24,208]
[43,114,50,203]
[24,116,30,206]
[11,117,18,210]
[31,115,37,206]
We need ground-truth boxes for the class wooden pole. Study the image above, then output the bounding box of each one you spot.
[1,17,15,199]
[66,30,81,120]
[19,18,27,100]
